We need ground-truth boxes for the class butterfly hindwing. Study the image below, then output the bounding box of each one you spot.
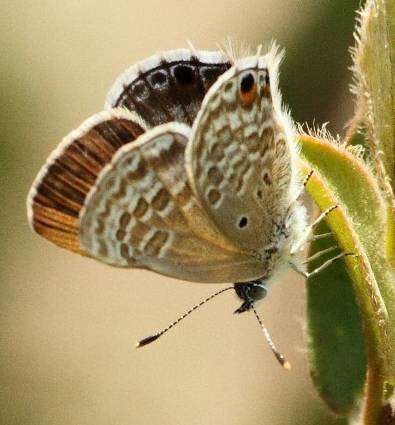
[79,121,266,283]
[105,49,231,127]
[186,51,295,254]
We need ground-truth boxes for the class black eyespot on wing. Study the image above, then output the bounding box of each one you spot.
[149,70,168,87]
[200,66,225,89]
[238,216,248,228]
[131,80,150,100]
[173,65,195,85]
[240,73,255,93]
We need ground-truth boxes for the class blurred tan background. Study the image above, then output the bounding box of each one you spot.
[1,1,360,424]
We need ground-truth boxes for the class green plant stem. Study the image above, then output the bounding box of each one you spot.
[363,361,384,424]
[350,0,395,265]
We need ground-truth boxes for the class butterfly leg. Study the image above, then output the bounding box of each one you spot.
[301,245,339,265]
[290,204,338,254]
[290,252,355,279]
[295,169,314,202]
[284,170,314,219]
[309,232,333,242]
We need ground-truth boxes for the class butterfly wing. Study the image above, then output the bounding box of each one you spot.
[105,49,231,126]
[186,50,297,254]
[80,120,265,283]
[27,109,148,261]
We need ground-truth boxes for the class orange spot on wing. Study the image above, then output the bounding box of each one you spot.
[240,83,257,106]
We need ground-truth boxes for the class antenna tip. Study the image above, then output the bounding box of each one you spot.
[136,334,160,348]
[275,352,291,370]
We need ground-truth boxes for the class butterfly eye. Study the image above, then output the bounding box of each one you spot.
[239,73,257,106]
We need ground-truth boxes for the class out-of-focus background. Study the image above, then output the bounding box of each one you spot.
[1,1,360,424]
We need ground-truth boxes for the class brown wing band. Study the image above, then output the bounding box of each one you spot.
[27,110,147,255]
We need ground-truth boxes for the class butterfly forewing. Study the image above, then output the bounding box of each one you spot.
[80,122,265,283]
[105,49,231,127]
[186,53,294,255]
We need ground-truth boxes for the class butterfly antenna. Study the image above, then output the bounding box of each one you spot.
[251,305,291,370]
[136,286,234,348]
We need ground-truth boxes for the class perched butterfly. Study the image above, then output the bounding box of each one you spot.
[27,44,342,368]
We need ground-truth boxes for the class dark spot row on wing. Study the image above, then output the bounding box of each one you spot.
[113,58,231,127]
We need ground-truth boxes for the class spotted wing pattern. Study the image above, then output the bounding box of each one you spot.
[27,110,147,256]
[187,53,295,254]
[80,122,265,283]
[105,49,231,127]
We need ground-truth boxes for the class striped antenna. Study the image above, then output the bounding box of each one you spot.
[136,286,234,347]
[251,305,291,370]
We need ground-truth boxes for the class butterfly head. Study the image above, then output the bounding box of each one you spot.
[233,281,267,314]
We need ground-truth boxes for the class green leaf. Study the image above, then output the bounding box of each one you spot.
[307,222,366,415]
[298,135,395,419]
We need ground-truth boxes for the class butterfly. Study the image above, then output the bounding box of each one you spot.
[27,44,339,368]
